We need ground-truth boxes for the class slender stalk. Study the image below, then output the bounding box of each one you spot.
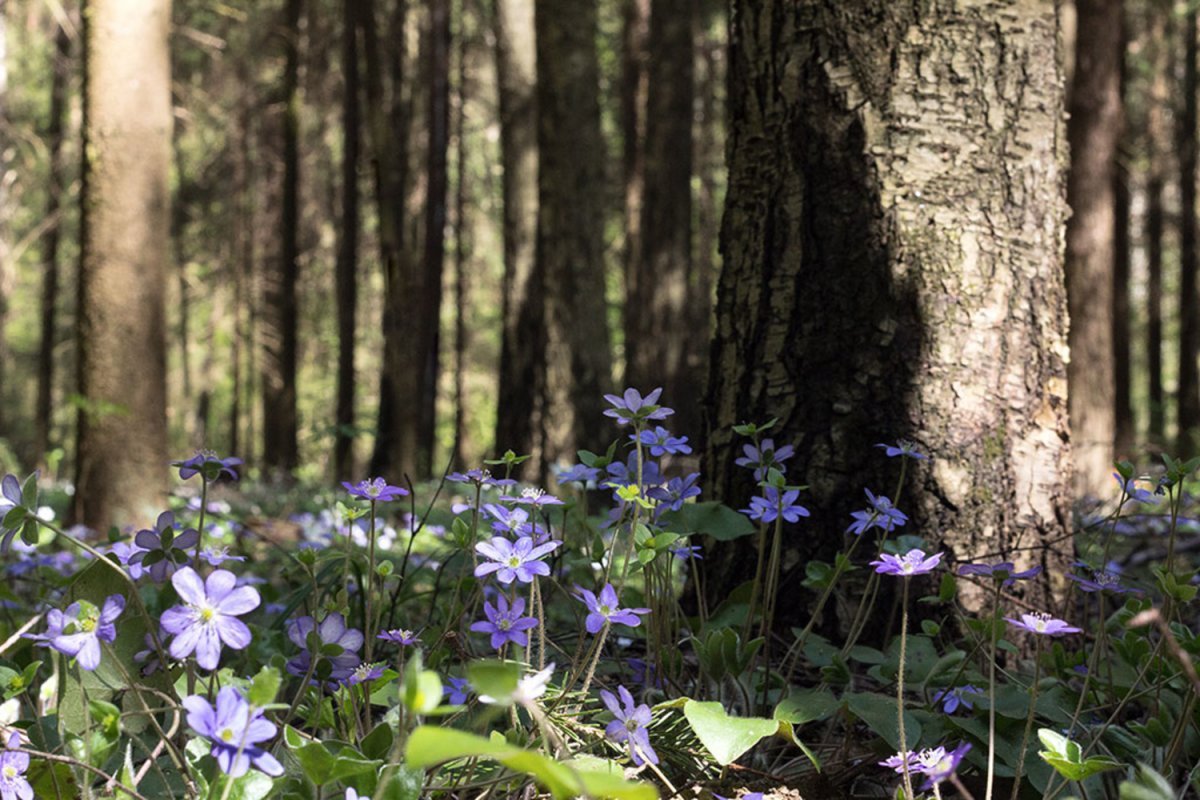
[1010,638,1044,800]
[898,577,914,800]
[984,582,1001,800]
[193,478,210,571]
[578,622,610,697]
[365,498,378,664]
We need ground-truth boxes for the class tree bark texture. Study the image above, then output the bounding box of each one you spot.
[704,0,1072,618]
[493,0,541,470]
[1146,6,1169,447]
[535,0,614,473]
[74,0,171,529]
[1112,15,1133,461]
[1179,10,1200,454]
[335,0,361,479]
[1066,0,1120,497]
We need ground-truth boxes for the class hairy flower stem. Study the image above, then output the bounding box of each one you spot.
[897,578,915,800]
[279,649,321,734]
[578,622,610,698]
[782,533,866,684]
[984,582,1001,800]
[365,498,378,664]
[742,521,769,643]
[1010,638,1044,800]
[193,479,209,573]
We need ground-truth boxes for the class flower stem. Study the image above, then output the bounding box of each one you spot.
[578,622,610,697]
[898,577,914,800]
[193,479,209,573]
[1010,637,1043,800]
[984,583,1000,800]
[365,498,378,664]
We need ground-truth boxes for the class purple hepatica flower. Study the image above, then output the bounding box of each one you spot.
[1114,473,1156,505]
[0,474,28,554]
[876,441,928,460]
[871,549,943,577]
[734,438,795,480]
[470,595,539,650]
[200,546,245,567]
[847,489,908,536]
[931,685,983,714]
[557,463,603,485]
[0,732,31,800]
[958,561,1042,587]
[1068,567,1140,595]
[671,543,703,561]
[377,628,421,647]
[600,685,658,766]
[647,473,701,513]
[132,511,199,582]
[1005,611,1082,636]
[27,596,124,671]
[174,450,242,482]
[482,504,530,535]
[287,612,363,685]
[183,686,283,778]
[345,662,385,686]
[576,584,650,634]
[628,658,664,689]
[447,469,517,489]
[915,743,972,789]
[603,387,674,427]
[742,487,809,524]
[444,677,471,705]
[343,477,409,502]
[133,633,164,677]
[475,536,558,584]
[109,540,148,581]
[630,427,692,457]
[500,487,565,508]
[160,567,260,670]
[605,453,664,490]
[880,750,922,772]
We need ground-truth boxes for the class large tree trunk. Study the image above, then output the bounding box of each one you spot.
[625,0,697,437]
[492,0,540,469]
[262,0,303,477]
[74,0,171,529]
[1146,7,1170,448]
[1112,13,1133,461]
[334,0,361,479]
[1066,0,1121,497]
[535,0,613,472]
[36,21,71,467]
[619,0,648,386]
[1179,10,1200,454]
[0,0,9,442]
[704,1,1071,619]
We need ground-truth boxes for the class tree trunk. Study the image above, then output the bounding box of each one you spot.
[1179,10,1200,454]
[492,0,540,469]
[626,0,697,437]
[0,0,9,441]
[335,0,361,479]
[1066,0,1121,497]
[535,0,613,473]
[691,7,721,400]
[620,0,648,384]
[262,0,303,477]
[704,0,1071,619]
[36,21,71,467]
[451,0,472,468]
[1112,13,1133,461]
[1146,7,1169,448]
[74,0,172,529]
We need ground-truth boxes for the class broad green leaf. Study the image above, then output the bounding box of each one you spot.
[844,692,922,752]
[774,688,839,726]
[1117,764,1177,800]
[211,771,275,800]
[284,725,336,784]
[467,660,520,701]
[661,502,755,541]
[1037,728,1121,782]
[682,700,780,766]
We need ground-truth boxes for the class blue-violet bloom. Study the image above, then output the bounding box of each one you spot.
[182,686,283,777]
[160,567,260,670]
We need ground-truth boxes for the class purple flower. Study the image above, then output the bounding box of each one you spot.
[342,477,409,502]
[603,387,674,427]
[447,469,516,489]
[931,685,983,714]
[647,473,701,512]
[132,511,199,582]
[470,595,538,650]
[474,536,558,584]
[605,453,664,490]
[1005,612,1082,636]
[26,596,125,671]
[0,732,31,800]
[628,658,664,689]
[871,549,943,576]
[345,662,385,686]
[444,677,471,705]
[377,628,421,647]
[916,743,972,789]
[734,438,795,480]
[576,584,650,634]
[600,685,658,766]
[0,474,29,554]
[1114,473,1156,505]
[630,427,692,457]
[1068,568,1140,595]
[671,543,703,560]
[741,487,809,524]
[557,463,603,485]
[876,441,928,460]
[287,612,363,684]
[109,540,148,581]
[160,567,260,670]
[182,686,283,778]
[134,632,164,676]
[174,450,242,482]
[199,546,246,567]
[499,488,565,508]
[847,489,908,536]
[957,561,1042,587]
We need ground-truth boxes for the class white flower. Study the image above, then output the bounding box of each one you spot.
[479,664,555,708]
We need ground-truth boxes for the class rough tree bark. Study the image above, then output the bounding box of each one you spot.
[492,0,541,470]
[1113,13,1133,461]
[535,0,613,472]
[1179,10,1199,455]
[620,0,648,382]
[1146,5,1169,447]
[704,0,1072,618]
[1066,0,1121,497]
[74,0,171,529]
[334,0,361,479]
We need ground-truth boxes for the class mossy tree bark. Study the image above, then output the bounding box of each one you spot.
[74,0,171,529]
[703,0,1072,621]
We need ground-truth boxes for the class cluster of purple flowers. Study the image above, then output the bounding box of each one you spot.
[881,742,972,790]
[26,595,125,671]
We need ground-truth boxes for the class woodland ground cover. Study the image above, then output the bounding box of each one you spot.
[0,389,1198,800]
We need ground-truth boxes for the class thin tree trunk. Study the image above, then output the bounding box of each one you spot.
[1146,7,1170,447]
[691,9,720,391]
[1066,0,1121,497]
[627,0,696,436]
[0,0,9,440]
[704,0,1071,619]
[36,22,71,467]
[492,0,540,468]
[335,0,361,479]
[451,0,472,468]
[1113,13,1133,460]
[535,0,613,473]
[74,0,171,529]
[1180,9,1200,454]
[263,0,303,476]
[620,0,648,381]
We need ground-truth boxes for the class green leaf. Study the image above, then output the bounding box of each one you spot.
[661,502,756,541]
[1119,764,1177,800]
[361,722,394,760]
[682,700,780,766]
[467,660,520,702]
[404,727,656,800]
[212,771,276,800]
[1037,728,1121,782]
[248,666,282,707]
[774,688,840,726]
[845,692,923,752]
[284,725,336,785]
